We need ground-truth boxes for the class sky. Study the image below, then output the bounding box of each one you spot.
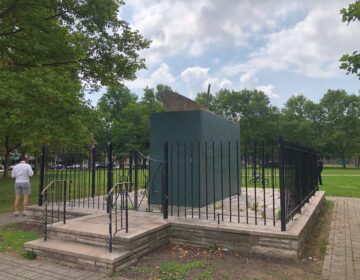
[88,0,359,108]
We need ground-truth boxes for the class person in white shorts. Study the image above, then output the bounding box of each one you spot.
[11,156,34,216]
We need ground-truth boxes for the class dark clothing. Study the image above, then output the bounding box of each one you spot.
[317,159,323,185]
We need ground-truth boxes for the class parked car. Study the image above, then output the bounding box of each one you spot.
[67,164,81,169]
[95,163,107,169]
[49,164,64,170]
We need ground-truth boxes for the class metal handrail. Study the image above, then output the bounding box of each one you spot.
[107,181,129,253]
[106,182,131,200]
[41,180,68,195]
[42,179,71,241]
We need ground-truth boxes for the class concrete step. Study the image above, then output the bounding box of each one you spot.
[47,225,115,249]
[46,218,170,252]
[24,239,132,274]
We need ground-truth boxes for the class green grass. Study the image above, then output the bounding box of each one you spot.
[0,223,40,258]
[0,168,148,213]
[158,261,208,280]
[320,168,360,197]
[0,175,40,213]
[320,174,360,197]
[0,167,358,213]
[324,163,358,169]
[323,168,360,175]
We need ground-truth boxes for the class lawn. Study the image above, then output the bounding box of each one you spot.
[0,167,359,213]
[322,168,360,175]
[0,223,40,258]
[320,168,360,197]
[0,168,148,213]
[0,175,40,214]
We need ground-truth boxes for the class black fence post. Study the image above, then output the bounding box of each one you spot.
[107,143,113,213]
[163,141,169,219]
[253,142,257,225]
[297,149,302,213]
[63,180,67,224]
[91,146,96,198]
[125,183,129,233]
[38,145,45,206]
[129,152,133,192]
[134,151,138,210]
[279,137,286,231]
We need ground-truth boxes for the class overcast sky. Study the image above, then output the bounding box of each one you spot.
[88,0,360,107]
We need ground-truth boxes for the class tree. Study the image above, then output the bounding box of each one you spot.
[213,89,280,144]
[195,92,216,111]
[0,0,150,88]
[340,1,360,78]
[0,68,96,177]
[319,89,360,168]
[94,85,163,155]
[94,85,137,151]
[280,95,320,148]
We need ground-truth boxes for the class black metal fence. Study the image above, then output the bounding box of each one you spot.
[38,145,151,211]
[279,138,319,230]
[158,138,319,231]
[38,144,157,248]
[38,138,319,236]
[156,140,280,226]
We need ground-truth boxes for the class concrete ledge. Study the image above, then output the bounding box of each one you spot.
[168,191,325,260]
[25,191,326,272]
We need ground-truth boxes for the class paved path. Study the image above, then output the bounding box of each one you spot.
[0,253,118,280]
[323,197,360,280]
[0,213,127,280]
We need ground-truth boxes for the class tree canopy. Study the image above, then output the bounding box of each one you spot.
[194,88,360,167]
[211,89,280,145]
[0,0,150,88]
[0,67,96,177]
[94,85,165,155]
[340,1,360,78]
[0,0,150,176]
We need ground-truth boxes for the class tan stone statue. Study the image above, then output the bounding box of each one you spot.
[158,90,206,112]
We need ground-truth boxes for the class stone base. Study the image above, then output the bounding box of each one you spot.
[24,191,325,273]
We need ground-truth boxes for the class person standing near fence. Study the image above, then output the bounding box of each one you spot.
[11,155,34,216]
[316,156,323,185]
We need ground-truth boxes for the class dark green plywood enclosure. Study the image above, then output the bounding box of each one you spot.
[149,110,240,208]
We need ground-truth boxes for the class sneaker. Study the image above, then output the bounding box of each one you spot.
[23,211,30,216]
[14,211,19,216]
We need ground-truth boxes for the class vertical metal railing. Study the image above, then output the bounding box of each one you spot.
[42,179,70,241]
[107,182,129,253]
[278,137,319,231]
[159,139,318,230]
[163,141,169,219]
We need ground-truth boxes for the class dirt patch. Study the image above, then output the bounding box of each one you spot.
[118,200,334,280]
[3,221,42,233]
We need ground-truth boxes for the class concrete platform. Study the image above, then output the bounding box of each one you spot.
[25,239,130,273]
[25,191,325,274]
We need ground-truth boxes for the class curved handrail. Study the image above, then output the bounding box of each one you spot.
[107,181,130,253]
[41,179,68,195]
[106,181,131,200]
[42,179,71,241]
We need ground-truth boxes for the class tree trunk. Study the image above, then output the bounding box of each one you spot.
[3,136,10,178]
[34,155,39,175]
[342,151,346,169]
